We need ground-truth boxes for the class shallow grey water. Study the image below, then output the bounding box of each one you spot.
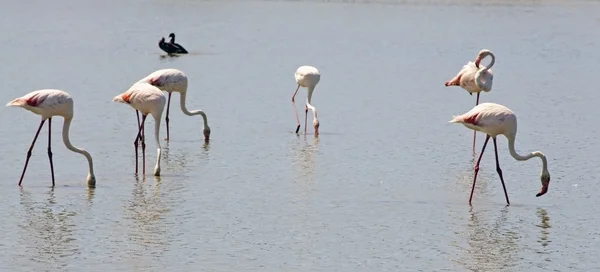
[0,0,599,271]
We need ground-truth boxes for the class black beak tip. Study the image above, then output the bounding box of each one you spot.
[295,125,300,134]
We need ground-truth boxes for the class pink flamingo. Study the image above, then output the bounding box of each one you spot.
[6,89,96,187]
[291,65,320,135]
[113,82,166,176]
[137,68,210,142]
[445,49,495,151]
[450,102,550,205]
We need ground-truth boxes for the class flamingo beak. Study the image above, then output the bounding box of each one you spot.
[536,181,549,197]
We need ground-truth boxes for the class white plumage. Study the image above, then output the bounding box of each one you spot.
[6,89,96,186]
[291,65,321,135]
[450,102,551,205]
[445,49,496,151]
[137,68,210,142]
[113,82,166,176]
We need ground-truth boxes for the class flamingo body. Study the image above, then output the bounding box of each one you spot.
[7,89,96,186]
[291,65,321,135]
[295,65,321,88]
[447,61,493,94]
[114,82,166,176]
[450,102,513,136]
[139,68,188,93]
[115,83,166,117]
[8,90,74,119]
[138,68,210,142]
[450,102,551,205]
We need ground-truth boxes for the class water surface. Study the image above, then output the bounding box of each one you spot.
[0,0,599,271]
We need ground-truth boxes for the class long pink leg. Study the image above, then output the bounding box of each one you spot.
[133,112,147,174]
[492,137,510,206]
[47,118,55,186]
[291,84,301,133]
[469,135,490,205]
[18,120,46,186]
[165,92,172,141]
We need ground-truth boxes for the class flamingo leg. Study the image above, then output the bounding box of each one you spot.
[304,105,308,135]
[142,116,147,175]
[47,118,55,187]
[136,111,143,144]
[18,120,46,186]
[133,112,147,175]
[291,84,301,133]
[165,92,172,141]
[469,135,490,205]
[492,137,510,206]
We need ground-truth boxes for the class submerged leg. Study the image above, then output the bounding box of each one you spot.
[291,84,301,133]
[165,92,171,141]
[19,120,46,186]
[469,135,490,205]
[47,118,55,186]
[493,137,510,206]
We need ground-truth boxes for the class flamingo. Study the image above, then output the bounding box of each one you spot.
[138,68,210,142]
[6,89,96,187]
[168,33,188,54]
[291,65,320,135]
[113,82,166,176]
[450,102,551,205]
[445,49,495,151]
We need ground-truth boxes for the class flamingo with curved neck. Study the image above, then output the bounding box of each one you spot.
[6,89,96,187]
[292,65,320,135]
[450,102,550,205]
[113,82,165,176]
[138,68,210,142]
[445,49,496,152]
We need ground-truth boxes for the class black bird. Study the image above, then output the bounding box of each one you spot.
[159,37,181,55]
[168,33,188,54]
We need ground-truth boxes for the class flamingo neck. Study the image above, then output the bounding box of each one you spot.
[179,91,209,128]
[306,86,318,118]
[153,115,162,176]
[62,117,96,186]
[507,131,549,176]
[474,52,495,91]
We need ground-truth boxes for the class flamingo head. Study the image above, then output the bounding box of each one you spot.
[86,174,96,188]
[474,49,492,68]
[536,172,551,197]
[203,126,211,142]
[313,118,320,136]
